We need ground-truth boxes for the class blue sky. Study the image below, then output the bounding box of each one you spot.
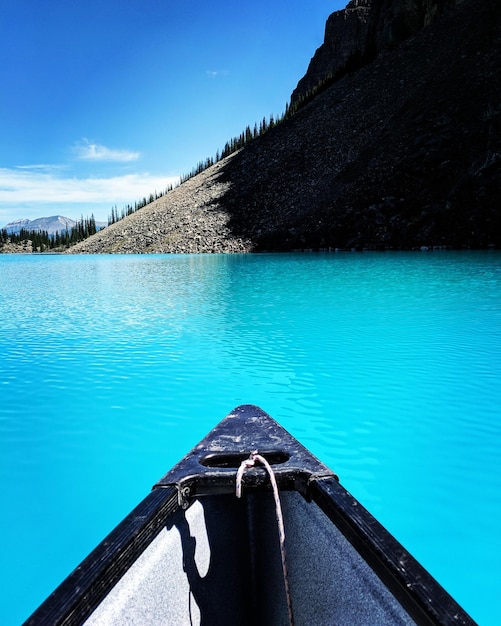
[0,1,344,226]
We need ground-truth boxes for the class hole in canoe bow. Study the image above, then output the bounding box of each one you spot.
[199,450,290,468]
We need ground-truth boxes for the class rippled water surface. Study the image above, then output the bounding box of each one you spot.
[1,251,500,624]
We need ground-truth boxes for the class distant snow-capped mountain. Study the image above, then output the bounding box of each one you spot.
[2,218,31,233]
[3,215,77,236]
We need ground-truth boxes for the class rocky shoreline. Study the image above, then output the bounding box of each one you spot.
[0,240,34,254]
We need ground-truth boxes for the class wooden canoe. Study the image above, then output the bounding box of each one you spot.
[25,405,476,625]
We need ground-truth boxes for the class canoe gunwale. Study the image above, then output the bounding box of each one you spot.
[23,486,180,626]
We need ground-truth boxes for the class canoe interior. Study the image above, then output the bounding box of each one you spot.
[85,490,416,626]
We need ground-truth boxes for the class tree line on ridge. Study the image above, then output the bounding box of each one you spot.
[106,82,330,227]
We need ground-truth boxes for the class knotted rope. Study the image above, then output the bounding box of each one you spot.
[236,451,294,626]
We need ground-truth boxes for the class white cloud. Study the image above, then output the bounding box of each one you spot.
[0,166,180,224]
[0,167,174,202]
[73,139,140,162]
[206,70,229,78]
[15,163,68,172]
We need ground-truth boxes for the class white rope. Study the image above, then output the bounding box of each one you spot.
[236,451,294,626]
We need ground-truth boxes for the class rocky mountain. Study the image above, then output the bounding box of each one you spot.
[3,215,76,236]
[70,0,500,254]
[291,0,464,103]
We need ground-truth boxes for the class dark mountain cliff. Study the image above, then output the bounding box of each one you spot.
[70,0,500,254]
[292,0,464,103]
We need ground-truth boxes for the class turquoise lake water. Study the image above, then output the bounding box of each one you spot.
[1,251,500,624]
